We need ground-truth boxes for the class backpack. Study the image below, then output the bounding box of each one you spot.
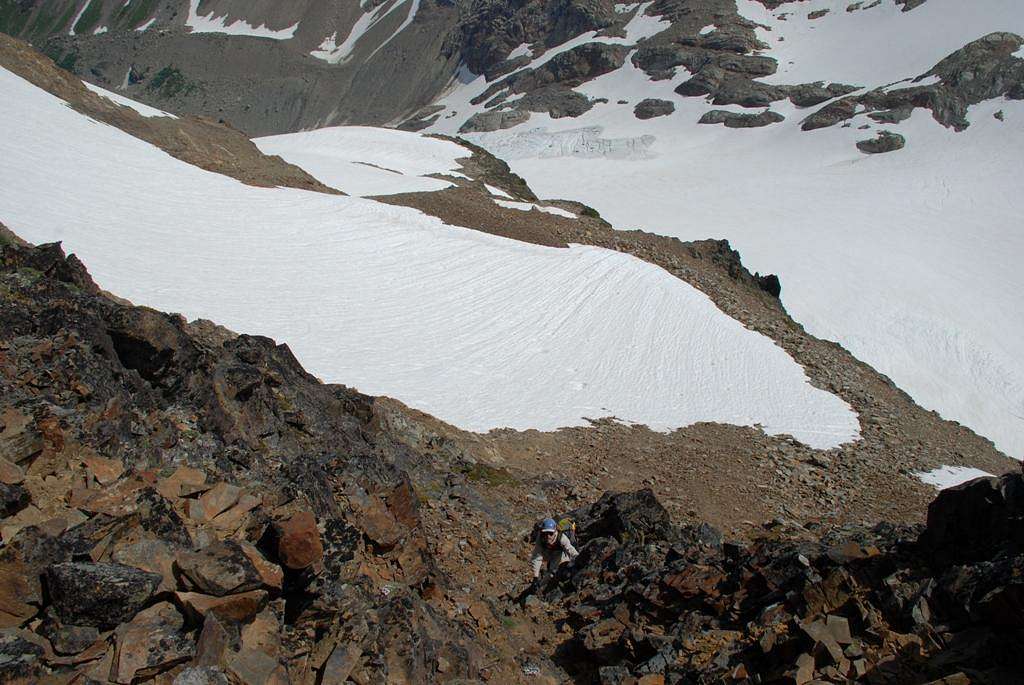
[556,518,578,547]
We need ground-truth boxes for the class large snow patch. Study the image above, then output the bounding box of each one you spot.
[0,66,859,448]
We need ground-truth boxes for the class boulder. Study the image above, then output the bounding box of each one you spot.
[0,409,42,466]
[272,511,323,570]
[634,98,675,120]
[856,130,905,154]
[46,622,99,656]
[46,561,161,629]
[175,540,282,596]
[112,601,194,683]
[176,590,268,622]
[198,482,242,519]
[0,560,38,628]
[0,628,44,682]
[82,454,124,485]
[111,537,180,592]
[0,457,24,485]
[571,489,676,544]
[921,473,1024,564]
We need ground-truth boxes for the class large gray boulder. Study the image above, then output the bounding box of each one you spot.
[46,562,161,629]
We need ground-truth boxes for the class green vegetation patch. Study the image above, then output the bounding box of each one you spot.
[73,0,105,36]
[460,462,517,487]
[147,65,198,98]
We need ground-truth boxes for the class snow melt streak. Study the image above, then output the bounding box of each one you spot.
[0,66,858,448]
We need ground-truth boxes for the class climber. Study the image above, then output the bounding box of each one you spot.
[529,517,579,579]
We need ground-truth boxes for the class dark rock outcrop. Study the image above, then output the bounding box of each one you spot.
[802,97,858,131]
[517,86,595,118]
[528,480,1024,683]
[856,130,906,154]
[800,32,1024,136]
[633,98,675,119]
[0,215,1018,682]
[459,108,530,133]
[699,109,784,127]
[755,272,782,298]
[921,473,1024,565]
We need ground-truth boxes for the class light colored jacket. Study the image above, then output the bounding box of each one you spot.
[530,533,579,578]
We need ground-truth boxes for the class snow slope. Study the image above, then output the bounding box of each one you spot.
[254,126,466,196]
[0,66,859,448]
[425,0,1024,458]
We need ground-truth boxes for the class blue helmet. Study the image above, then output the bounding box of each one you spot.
[541,518,557,532]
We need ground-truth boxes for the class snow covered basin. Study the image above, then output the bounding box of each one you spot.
[0,67,859,448]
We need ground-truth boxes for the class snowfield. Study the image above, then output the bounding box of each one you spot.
[254,126,467,196]
[0,66,860,449]
[425,0,1024,458]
